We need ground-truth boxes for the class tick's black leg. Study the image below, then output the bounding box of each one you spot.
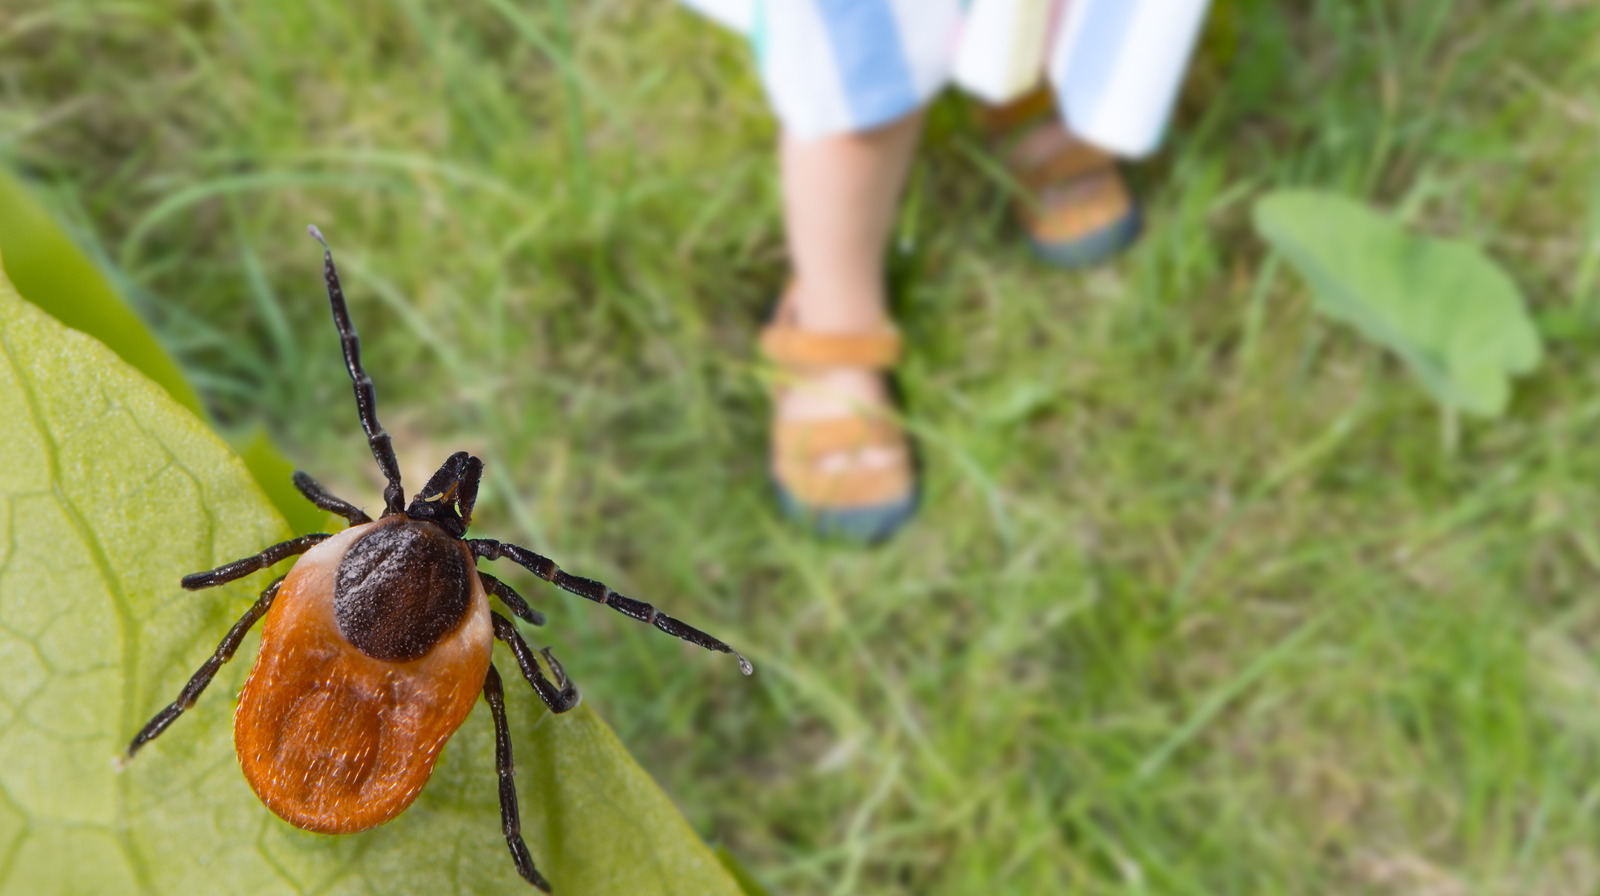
[483,663,553,893]
[292,471,373,526]
[481,573,546,627]
[471,539,753,676]
[307,224,405,517]
[125,576,285,759]
[492,612,580,713]
[180,534,330,590]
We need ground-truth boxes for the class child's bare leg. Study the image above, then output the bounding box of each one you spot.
[779,110,924,475]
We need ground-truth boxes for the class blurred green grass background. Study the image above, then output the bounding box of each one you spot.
[5,0,1600,892]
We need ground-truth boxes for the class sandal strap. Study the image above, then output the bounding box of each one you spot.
[979,86,1114,188]
[773,417,912,508]
[1015,140,1115,193]
[773,416,903,460]
[760,324,901,369]
[775,459,915,508]
[1021,171,1132,241]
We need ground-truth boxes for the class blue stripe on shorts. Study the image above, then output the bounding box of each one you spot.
[813,0,920,130]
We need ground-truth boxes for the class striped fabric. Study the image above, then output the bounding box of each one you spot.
[684,0,965,138]
[680,0,1208,157]
[755,0,964,137]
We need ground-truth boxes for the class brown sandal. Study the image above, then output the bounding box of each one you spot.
[759,293,917,542]
[981,88,1142,268]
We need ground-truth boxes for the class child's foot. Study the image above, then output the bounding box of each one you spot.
[1004,120,1141,268]
[982,90,1142,268]
[761,291,917,542]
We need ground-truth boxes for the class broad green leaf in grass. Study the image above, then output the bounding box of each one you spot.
[0,256,750,894]
[0,168,325,535]
[1253,189,1542,417]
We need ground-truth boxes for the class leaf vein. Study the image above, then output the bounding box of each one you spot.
[0,311,157,896]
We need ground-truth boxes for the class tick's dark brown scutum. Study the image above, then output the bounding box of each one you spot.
[335,518,474,662]
[123,225,751,894]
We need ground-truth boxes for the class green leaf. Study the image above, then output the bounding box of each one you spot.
[1253,189,1542,417]
[0,168,325,535]
[0,255,749,894]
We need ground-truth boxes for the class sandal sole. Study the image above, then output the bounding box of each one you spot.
[773,482,919,544]
[1029,204,1143,269]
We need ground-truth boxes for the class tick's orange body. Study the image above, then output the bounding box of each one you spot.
[234,519,492,833]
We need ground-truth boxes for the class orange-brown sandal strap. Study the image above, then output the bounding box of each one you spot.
[760,325,902,369]
[773,416,903,460]
[978,85,1115,189]
[773,416,912,507]
[775,460,915,508]
[1022,171,1132,243]
[1014,140,1116,193]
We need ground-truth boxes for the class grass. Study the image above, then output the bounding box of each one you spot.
[6,0,1600,892]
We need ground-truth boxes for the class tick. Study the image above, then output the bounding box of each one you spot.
[123,225,752,892]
